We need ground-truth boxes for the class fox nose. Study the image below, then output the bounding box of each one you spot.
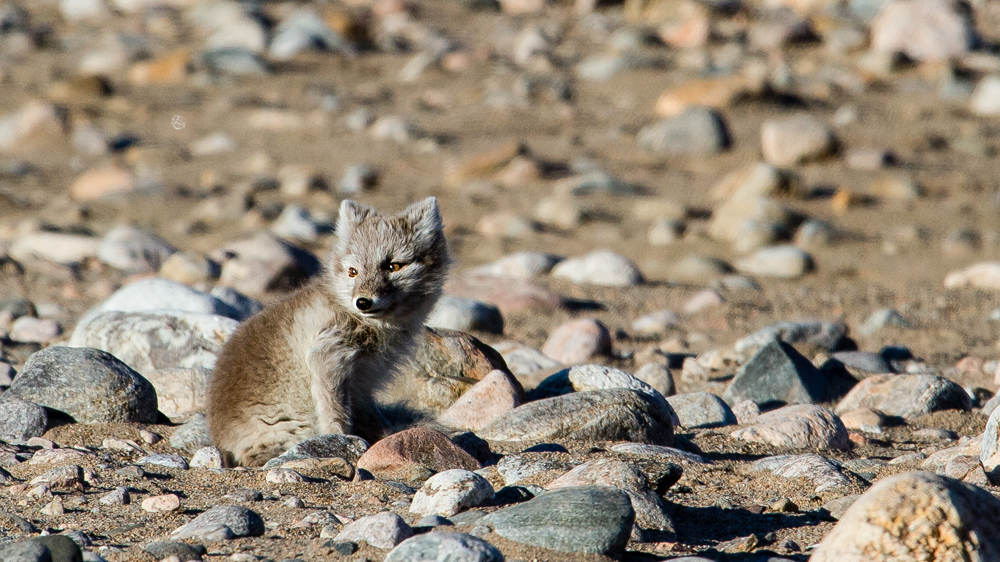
[355,297,373,311]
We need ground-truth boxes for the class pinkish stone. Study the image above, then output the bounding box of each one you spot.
[357,428,480,478]
[541,318,612,365]
[438,370,522,431]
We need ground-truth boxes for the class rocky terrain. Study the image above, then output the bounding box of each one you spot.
[3,0,1000,560]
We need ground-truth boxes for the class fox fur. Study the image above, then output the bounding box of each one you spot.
[207,197,449,467]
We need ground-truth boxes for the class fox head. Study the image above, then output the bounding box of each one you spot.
[325,197,450,327]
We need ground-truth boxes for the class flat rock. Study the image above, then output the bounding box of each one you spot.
[609,443,711,465]
[438,370,522,431]
[631,309,680,335]
[944,262,1000,290]
[760,114,835,167]
[811,471,1000,561]
[144,367,211,420]
[477,389,674,446]
[3,346,157,423]
[496,454,579,486]
[138,453,189,470]
[532,365,674,425]
[171,505,264,540]
[734,320,847,354]
[85,277,246,320]
[731,404,851,450]
[551,250,643,287]
[482,486,635,556]
[9,232,101,266]
[385,531,503,562]
[723,341,830,407]
[667,392,737,428]
[491,341,562,380]
[170,413,212,452]
[444,274,564,316]
[69,311,239,377]
[835,374,971,419]
[263,433,369,469]
[97,224,176,273]
[357,428,480,479]
[410,469,495,517]
[735,245,813,279]
[335,512,412,549]
[472,252,563,278]
[637,107,728,155]
[0,397,48,442]
[427,296,504,335]
[541,319,612,365]
[546,458,673,534]
[752,454,850,492]
[9,317,62,344]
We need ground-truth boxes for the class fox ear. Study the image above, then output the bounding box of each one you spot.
[403,196,443,243]
[338,199,375,238]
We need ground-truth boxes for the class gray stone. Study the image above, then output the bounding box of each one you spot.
[0,398,48,442]
[171,505,264,540]
[427,296,504,335]
[263,434,369,468]
[410,469,495,518]
[96,225,176,274]
[637,108,728,156]
[269,8,349,60]
[339,163,379,195]
[335,512,412,549]
[213,231,320,297]
[496,454,578,486]
[735,245,813,279]
[752,454,850,493]
[631,309,680,335]
[4,346,157,424]
[83,278,245,320]
[835,374,971,419]
[203,48,268,76]
[870,0,972,62]
[551,251,643,287]
[0,540,51,562]
[33,536,82,562]
[633,363,675,397]
[553,171,641,197]
[385,531,503,562]
[734,320,847,354]
[482,486,634,556]
[208,287,263,320]
[760,114,835,167]
[477,389,674,446]
[137,454,189,470]
[546,459,673,534]
[472,252,563,279]
[143,542,207,562]
[972,75,1000,116]
[9,317,62,344]
[99,487,130,506]
[858,308,910,336]
[272,204,320,243]
[69,311,239,377]
[731,404,851,450]
[829,351,894,375]
[723,341,829,407]
[980,406,1000,470]
[492,342,562,379]
[609,443,710,465]
[144,367,211,420]
[170,413,212,453]
[667,392,737,428]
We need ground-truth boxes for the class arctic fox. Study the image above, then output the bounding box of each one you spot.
[208,197,449,467]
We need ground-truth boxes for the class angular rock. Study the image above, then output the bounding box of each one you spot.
[427,296,504,335]
[752,454,850,492]
[477,389,674,446]
[357,428,480,479]
[171,505,264,540]
[69,311,239,377]
[386,531,503,562]
[438,370,522,431]
[263,433,369,468]
[551,251,643,287]
[0,397,48,442]
[731,404,851,450]
[811,472,1000,561]
[410,469,495,518]
[835,374,971,419]
[760,114,835,167]
[4,346,157,423]
[97,225,176,273]
[858,308,910,336]
[335,512,412,549]
[541,319,612,365]
[547,459,673,534]
[482,486,634,556]
[84,278,246,320]
[723,341,829,407]
[666,392,737,428]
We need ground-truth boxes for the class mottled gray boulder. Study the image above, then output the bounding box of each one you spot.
[734,320,847,354]
[0,397,48,442]
[209,286,264,319]
[263,433,370,468]
[143,542,207,562]
[410,469,495,518]
[666,392,737,428]
[835,374,971,419]
[97,225,176,274]
[171,505,264,540]
[633,363,675,397]
[0,539,52,562]
[483,486,635,556]
[723,341,830,407]
[386,532,503,562]
[335,512,412,549]
[83,277,244,320]
[637,107,729,156]
[609,443,710,465]
[69,311,239,377]
[3,347,157,423]
[477,389,674,446]
[731,404,850,450]
[812,472,1000,561]
[752,454,850,493]
[169,413,212,453]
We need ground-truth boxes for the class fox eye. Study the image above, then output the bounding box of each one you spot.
[386,262,405,272]
[348,267,358,278]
